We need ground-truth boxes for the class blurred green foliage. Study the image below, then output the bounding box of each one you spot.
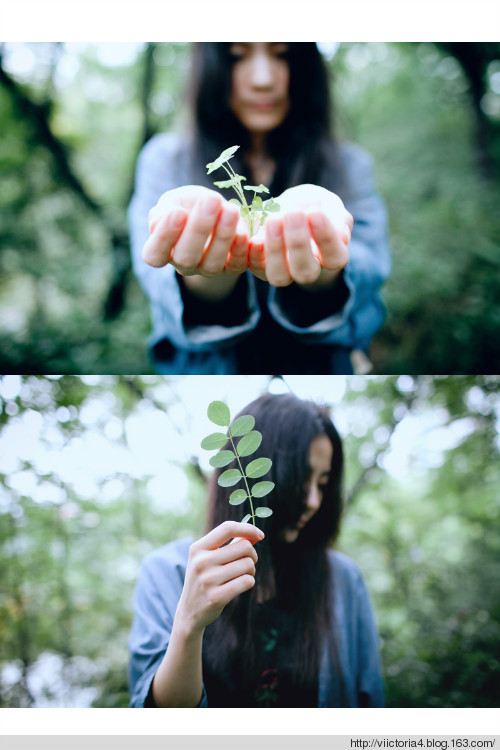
[0,374,499,707]
[0,43,499,374]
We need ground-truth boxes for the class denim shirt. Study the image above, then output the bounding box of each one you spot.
[128,134,391,374]
[128,538,385,708]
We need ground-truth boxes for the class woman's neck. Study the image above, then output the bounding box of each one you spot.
[245,136,276,186]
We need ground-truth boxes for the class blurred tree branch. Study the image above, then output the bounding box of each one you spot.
[0,52,133,321]
[434,43,500,178]
[106,43,159,320]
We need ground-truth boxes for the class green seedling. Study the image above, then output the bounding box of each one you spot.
[201,400,274,526]
[206,145,280,238]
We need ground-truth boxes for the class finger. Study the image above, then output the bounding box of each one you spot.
[264,219,292,287]
[283,212,322,285]
[248,237,267,282]
[307,212,349,271]
[211,556,257,586]
[214,538,258,566]
[142,208,188,267]
[170,193,222,274]
[225,233,249,275]
[199,204,239,277]
[196,520,265,552]
[149,185,213,233]
[218,573,256,602]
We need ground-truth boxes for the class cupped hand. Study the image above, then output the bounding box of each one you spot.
[176,521,264,635]
[143,186,250,278]
[249,184,353,288]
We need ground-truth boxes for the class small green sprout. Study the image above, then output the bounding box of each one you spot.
[201,400,274,526]
[206,145,280,237]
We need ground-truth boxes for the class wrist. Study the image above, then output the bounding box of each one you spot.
[174,599,206,641]
[181,273,240,301]
[297,267,341,292]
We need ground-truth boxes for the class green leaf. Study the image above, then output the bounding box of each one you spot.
[240,205,248,218]
[206,145,240,174]
[244,184,270,194]
[229,198,242,207]
[251,481,275,498]
[219,145,240,161]
[237,430,262,457]
[246,457,272,478]
[207,401,231,427]
[255,507,273,518]
[229,489,248,505]
[213,179,236,189]
[230,414,255,437]
[209,450,235,468]
[201,432,229,450]
[218,469,242,487]
[251,196,264,212]
[264,200,280,212]
[241,513,252,524]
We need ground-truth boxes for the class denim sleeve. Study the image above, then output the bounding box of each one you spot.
[267,144,391,351]
[354,567,385,707]
[128,545,208,708]
[128,134,260,354]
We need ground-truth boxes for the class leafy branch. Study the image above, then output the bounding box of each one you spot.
[206,145,280,237]
[201,400,274,526]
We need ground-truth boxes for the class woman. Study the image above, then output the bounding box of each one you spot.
[128,43,391,374]
[128,393,384,707]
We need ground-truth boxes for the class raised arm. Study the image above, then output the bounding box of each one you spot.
[130,522,264,708]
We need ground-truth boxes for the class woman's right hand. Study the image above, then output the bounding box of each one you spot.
[176,521,264,636]
[143,186,250,278]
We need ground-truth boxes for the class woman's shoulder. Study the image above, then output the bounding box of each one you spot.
[137,132,193,176]
[141,131,191,155]
[326,548,367,592]
[140,536,193,578]
[330,140,378,201]
[336,141,376,179]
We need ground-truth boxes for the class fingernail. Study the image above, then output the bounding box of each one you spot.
[168,208,186,230]
[257,529,265,539]
[284,212,305,231]
[341,223,351,245]
[201,195,221,217]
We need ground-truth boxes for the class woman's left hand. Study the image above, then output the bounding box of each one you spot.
[248,184,353,288]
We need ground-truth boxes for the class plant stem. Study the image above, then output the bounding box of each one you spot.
[221,161,255,236]
[228,430,256,525]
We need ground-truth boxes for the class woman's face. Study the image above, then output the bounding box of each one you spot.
[281,434,333,544]
[229,42,290,136]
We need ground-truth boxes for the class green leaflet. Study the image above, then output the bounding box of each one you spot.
[245,457,272,478]
[237,430,262,457]
[201,432,229,450]
[251,481,275,498]
[244,184,270,194]
[255,507,273,518]
[218,469,242,487]
[209,450,235,468]
[231,415,255,437]
[207,401,231,427]
[206,145,240,174]
[229,489,248,505]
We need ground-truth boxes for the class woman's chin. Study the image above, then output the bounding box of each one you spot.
[280,527,300,544]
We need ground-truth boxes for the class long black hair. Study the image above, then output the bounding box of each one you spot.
[186,43,345,196]
[202,392,344,705]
